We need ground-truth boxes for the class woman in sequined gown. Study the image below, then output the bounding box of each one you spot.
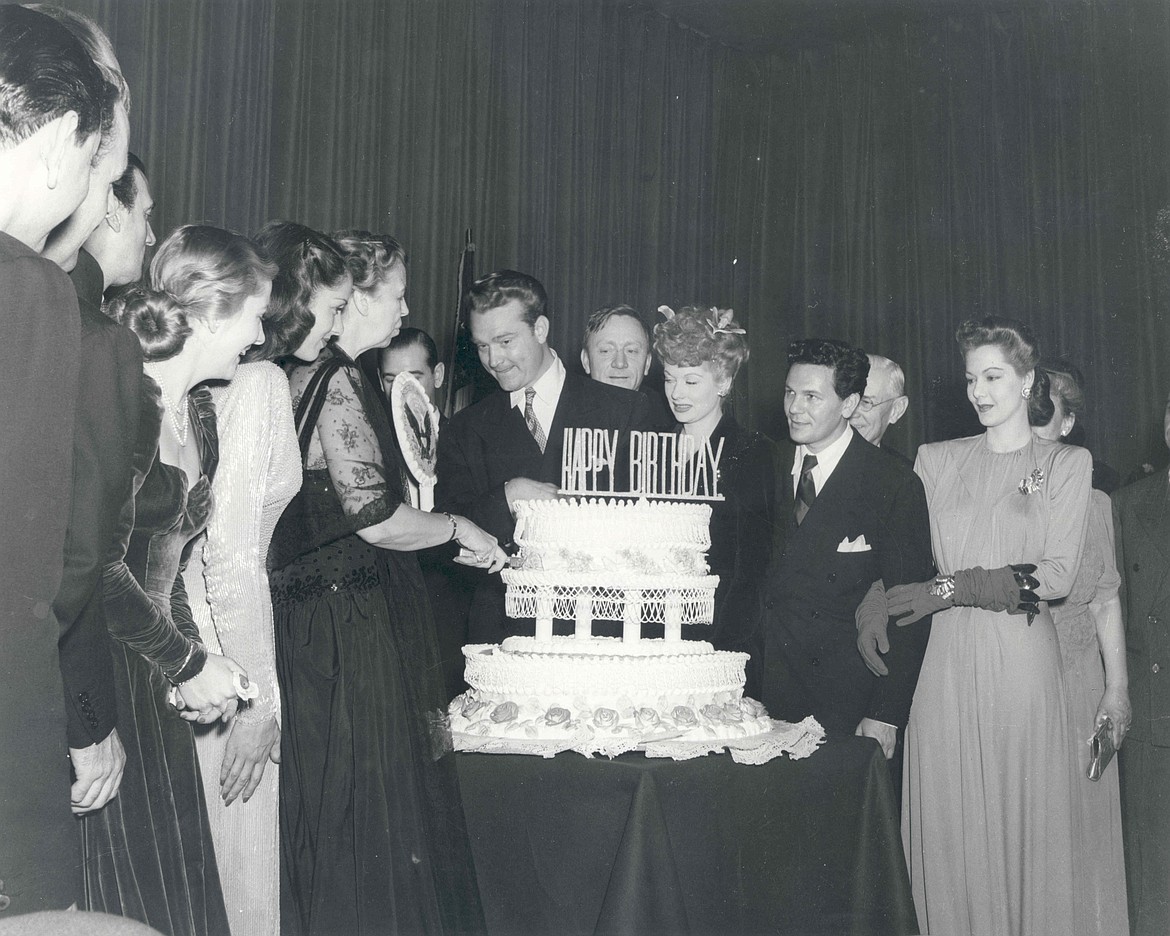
[894,319,1091,936]
[1032,362,1130,936]
[186,358,302,936]
[82,226,277,936]
[255,223,501,936]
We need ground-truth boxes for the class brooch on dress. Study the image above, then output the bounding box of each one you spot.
[1017,468,1045,496]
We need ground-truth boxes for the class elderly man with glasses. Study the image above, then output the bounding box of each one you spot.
[849,353,910,454]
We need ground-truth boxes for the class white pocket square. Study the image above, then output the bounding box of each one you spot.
[837,535,872,553]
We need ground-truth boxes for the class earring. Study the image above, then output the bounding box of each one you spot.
[1022,386,1032,399]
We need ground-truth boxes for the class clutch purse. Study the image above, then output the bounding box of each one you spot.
[1087,719,1116,782]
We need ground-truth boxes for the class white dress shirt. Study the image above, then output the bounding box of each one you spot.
[791,424,855,499]
[509,350,566,440]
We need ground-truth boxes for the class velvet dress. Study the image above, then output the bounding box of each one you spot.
[903,435,1091,936]
[270,345,483,936]
[82,382,230,936]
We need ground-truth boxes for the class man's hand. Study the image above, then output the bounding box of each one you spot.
[69,728,127,815]
[504,477,559,515]
[855,717,897,760]
[856,579,890,677]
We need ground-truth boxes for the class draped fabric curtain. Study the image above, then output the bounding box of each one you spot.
[53,0,1169,474]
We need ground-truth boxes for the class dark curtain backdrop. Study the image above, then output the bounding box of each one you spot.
[49,0,1170,475]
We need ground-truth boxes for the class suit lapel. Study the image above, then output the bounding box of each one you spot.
[476,391,542,461]
[792,432,866,544]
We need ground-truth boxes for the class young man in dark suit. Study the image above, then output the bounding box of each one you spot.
[1113,391,1170,936]
[759,339,934,772]
[436,270,655,643]
[0,5,120,913]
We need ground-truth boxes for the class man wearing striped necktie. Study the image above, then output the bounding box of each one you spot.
[437,270,656,644]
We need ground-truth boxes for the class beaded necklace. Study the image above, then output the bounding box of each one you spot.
[147,370,190,447]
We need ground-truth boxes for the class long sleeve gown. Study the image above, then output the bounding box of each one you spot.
[903,434,1090,936]
[186,362,302,936]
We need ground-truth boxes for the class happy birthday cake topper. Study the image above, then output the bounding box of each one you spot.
[559,427,725,501]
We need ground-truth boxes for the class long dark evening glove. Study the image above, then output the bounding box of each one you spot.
[886,580,953,626]
[952,564,1040,623]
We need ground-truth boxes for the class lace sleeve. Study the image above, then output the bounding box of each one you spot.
[201,364,298,724]
[310,365,401,529]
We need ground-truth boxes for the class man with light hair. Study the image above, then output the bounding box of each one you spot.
[849,353,909,449]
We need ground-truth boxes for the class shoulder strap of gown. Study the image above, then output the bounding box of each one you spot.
[292,356,346,461]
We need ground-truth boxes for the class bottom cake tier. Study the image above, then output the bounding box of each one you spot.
[449,636,775,755]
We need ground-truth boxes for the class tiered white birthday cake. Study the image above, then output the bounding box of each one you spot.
[449,428,824,760]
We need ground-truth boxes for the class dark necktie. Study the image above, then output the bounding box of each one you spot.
[795,453,818,525]
[524,387,546,453]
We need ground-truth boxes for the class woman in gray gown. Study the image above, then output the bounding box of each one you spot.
[887,318,1091,935]
[1032,361,1130,936]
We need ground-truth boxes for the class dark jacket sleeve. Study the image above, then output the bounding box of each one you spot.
[865,464,935,727]
[436,413,517,546]
[55,314,141,747]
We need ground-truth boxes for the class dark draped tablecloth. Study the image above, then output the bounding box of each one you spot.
[457,735,918,936]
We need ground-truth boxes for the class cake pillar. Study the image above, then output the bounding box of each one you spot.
[535,593,554,642]
[664,593,683,643]
[574,590,592,639]
[622,589,642,643]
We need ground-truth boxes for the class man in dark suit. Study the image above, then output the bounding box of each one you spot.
[437,271,655,643]
[1113,392,1170,936]
[759,339,934,768]
[0,5,120,914]
[44,125,147,826]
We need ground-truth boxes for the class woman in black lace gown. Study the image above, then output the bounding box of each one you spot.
[255,223,501,936]
[653,306,777,694]
[83,226,277,936]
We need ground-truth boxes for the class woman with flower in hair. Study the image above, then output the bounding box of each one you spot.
[260,224,494,936]
[1030,360,1129,935]
[887,318,1090,935]
[85,224,277,935]
[652,306,777,686]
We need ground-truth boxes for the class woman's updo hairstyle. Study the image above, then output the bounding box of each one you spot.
[106,225,274,362]
[105,285,190,362]
[652,306,749,384]
[332,230,407,291]
[956,316,1053,426]
[249,221,348,361]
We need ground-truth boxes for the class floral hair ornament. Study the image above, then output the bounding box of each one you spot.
[708,307,746,336]
[657,304,676,321]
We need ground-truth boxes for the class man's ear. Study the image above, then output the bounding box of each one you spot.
[104,188,124,232]
[841,392,861,419]
[42,111,82,190]
[889,396,909,426]
[580,348,591,375]
[534,314,550,344]
[642,355,652,377]
[433,362,446,390]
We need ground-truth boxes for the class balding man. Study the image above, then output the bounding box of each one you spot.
[849,353,909,452]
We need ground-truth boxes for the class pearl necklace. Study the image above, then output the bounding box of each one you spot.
[150,375,190,447]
